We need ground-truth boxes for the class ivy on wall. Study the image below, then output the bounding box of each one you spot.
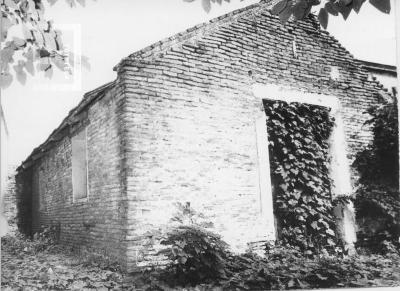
[353,99,400,251]
[354,100,398,188]
[264,100,340,254]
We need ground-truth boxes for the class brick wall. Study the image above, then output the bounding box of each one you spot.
[3,167,17,223]
[117,3,384,270]
[16,83,130,267]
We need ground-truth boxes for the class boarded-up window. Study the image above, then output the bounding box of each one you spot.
[71,128,88,200]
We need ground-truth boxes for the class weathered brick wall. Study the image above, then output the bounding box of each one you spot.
[3,167,17,222]
[117,3,383,270]
[16,83,129,267]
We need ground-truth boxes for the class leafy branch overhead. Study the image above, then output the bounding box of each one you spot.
[187,0,391,29]
[0,0,89,89]
[1,0,391,89]
[272,0,390,29]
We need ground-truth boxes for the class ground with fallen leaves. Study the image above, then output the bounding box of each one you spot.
[2,231,400,290]
[1,232,147,291]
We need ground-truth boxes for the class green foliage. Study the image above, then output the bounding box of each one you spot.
[264,100,340,254]
[170,201,213,228]
[1,231,127,290]
[353,98,400,253]
[354,100,398,187]
[158,225,229,286]
[185,0,391,29]
[3,227,400,290]
[1,0,390,88]
[2,225,59,254]
[149,234,400,290]
[0,0,90,88]
[152,196,394,290]
[156,202,228,286]
[272,0,391,29]
[224,246,400,290]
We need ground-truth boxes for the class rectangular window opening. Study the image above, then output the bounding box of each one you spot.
[71,127,88,201]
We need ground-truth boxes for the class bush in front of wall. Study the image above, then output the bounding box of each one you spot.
[154,202,229,287]
[149,229,400,290]
[157,225,229,287]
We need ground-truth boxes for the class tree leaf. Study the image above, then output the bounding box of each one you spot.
[13,61,27,85]
[21,23,34,41]
[324,2,338,16]
[65,0,76,8]
[52,55,67,71]
[5,0,18,9]
[39,48,51,58]
[326,228,335,236]
[54,31,64,51]
[202,0,211,13]
[25,59,35,75]
[81,55,91,70]
[352,0,366,13]
[1,16,13,42]
[293,190,302,200]
[279,5,293,23]
[271,0,288,15]
[12,37,26,47]
[316,273,328,280]
[37,61,50,72]
[369,0,390,14]
[335,2,352,20]
[327,238,335,246]
[311,221,319,230]
[0,72,13,89]
[43,32,57,51]
[280,183,288,192]
[318,8,328,29]
[76,0,85,6]
[23,47,35,62]
[0,46,15,71]
[292,1,311,20]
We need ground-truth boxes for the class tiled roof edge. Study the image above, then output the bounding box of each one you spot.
[358,59,397,76]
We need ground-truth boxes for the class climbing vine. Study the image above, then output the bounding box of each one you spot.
[264,100,340,254]
[353,98,400,252]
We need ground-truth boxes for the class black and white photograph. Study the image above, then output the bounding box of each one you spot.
[0,0,399,290]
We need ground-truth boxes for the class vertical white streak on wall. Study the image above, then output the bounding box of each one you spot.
[330,110,352,196]
[0,100,9,237]
[329,109,357,249]
[255,110,276,241]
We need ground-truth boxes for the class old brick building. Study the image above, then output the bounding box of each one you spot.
[16,1,389,270]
